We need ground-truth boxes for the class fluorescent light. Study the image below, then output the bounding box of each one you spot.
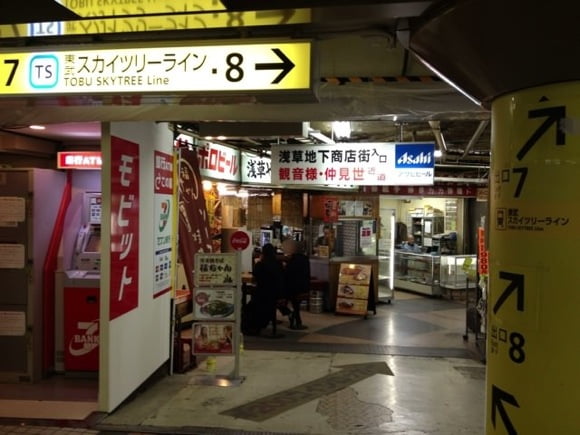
[217,135,227,141]
[332,121,351,139]
[202,180,213,191]
[204,136,213,140]
[29,125,45,130]
[434,150,443,158]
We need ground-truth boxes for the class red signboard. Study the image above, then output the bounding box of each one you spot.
[362,185,478,197]
[57,151,102,170]
[110,136,140,320]
[230,231,250,251]
[478,227,489,275]
[154,151,173,195]
[64,287,99,371]
[322,196,339,222]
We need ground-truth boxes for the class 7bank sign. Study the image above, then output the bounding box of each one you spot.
[271,143,435,186]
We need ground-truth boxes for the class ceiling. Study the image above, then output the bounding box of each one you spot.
[0,0,491,182]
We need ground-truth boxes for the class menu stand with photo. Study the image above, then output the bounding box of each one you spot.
[191,252,244,386]
[335,263,376,319]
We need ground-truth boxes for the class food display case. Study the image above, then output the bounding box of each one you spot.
[440,255,478,290]
[394,251,441,296]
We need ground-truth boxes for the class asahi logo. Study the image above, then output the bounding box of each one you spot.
[396,151,432,165]
[395,144,435,169]
[69,319,99,357]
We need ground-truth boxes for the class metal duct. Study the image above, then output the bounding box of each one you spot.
[461,120,490,159]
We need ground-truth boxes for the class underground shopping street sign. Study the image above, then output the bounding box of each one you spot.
[0,40,311,96]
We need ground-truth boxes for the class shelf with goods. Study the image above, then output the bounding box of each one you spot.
[407,209,444,249]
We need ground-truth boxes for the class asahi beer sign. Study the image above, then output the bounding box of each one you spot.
[271,143,435,186]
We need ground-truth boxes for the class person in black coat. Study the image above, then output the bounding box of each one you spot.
[283,240,310,329]
[243,243,283,335]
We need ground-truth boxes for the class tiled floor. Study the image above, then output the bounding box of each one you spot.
[0,291,486,434]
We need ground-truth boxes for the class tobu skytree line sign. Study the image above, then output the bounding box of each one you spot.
[271,143,435,186]
[0,40,311,96]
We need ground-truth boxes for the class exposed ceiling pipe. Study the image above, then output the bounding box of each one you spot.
[461,120,490,159]
[428,120,447,152]
[436,163,490,169]
[434,177,488,184]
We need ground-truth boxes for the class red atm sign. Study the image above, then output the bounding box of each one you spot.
[57,151,102,170]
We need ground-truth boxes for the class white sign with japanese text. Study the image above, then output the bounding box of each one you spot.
[194,253,237,287]
[241,152,272,184]
[153,150,174,298]
[197,142,240,182]
[0,41,311,95]
[271,143,435,186]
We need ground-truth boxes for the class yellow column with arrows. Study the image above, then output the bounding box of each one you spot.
[487,82,580,434]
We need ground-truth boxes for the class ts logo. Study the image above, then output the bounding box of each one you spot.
[29,55,58,89]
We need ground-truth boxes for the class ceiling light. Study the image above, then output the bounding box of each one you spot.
[204,136,213,140]
[29,125,45,130]
[217,135,227,141]
[332,121,351,140]
[434,150,443,158]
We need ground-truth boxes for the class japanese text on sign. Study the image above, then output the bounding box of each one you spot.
[197,142,239,182]
[194,253,237,287]
[271,143,435,186]
[153,150,173,298]
[110,137,140,320]
[0,41,311,96]
[241,152,271,183]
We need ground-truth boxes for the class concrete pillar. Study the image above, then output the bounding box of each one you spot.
[408,1,580,432]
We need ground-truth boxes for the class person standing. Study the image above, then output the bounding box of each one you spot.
[243,243,283,335]
[283,240,310,330]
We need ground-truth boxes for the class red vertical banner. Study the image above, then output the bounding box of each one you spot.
[110,136,140,320]
[322,196,339,222]
[178,148,212,293]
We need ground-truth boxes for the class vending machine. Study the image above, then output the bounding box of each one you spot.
[56,192,101,373]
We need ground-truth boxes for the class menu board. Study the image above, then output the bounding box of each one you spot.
[335,263,372,316]
[194,253,237,287]
[193,288,235,321]
[192,322,234,355]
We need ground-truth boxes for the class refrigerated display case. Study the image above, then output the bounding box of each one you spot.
[394,251,441,296]
[440,255,477,289]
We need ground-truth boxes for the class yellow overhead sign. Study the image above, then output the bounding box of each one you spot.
[0,6,310,39]
[57,0,227,16]
[0,41,311,95]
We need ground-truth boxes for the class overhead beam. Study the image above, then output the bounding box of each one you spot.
[461,120,489,159]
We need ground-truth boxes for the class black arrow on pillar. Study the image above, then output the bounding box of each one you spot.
[517,106,566,161]
[255,48,295,84]
[492,385,519,435]
[493,271,524,315]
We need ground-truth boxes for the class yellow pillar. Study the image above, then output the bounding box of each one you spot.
[487,82,580,433]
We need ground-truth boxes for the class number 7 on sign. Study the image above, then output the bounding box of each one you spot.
[3,59,19,86]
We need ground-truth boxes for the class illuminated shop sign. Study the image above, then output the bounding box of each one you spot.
[271,143,435,186]
[0,41,311,96]
[241,152,271,184]
[57,151,102,169]
[197,142,240,182]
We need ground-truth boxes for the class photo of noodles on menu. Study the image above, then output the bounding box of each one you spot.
[336,263,372,315]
